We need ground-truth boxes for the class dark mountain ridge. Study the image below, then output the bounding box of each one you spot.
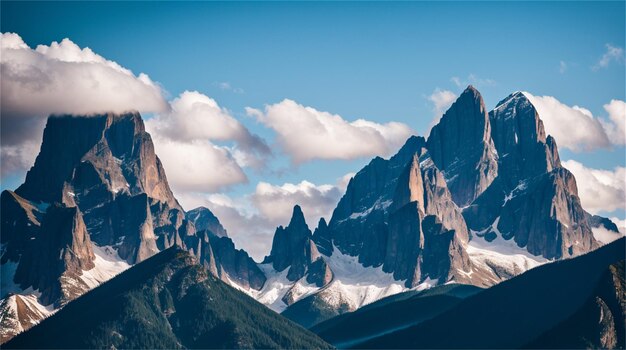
[4,247,330,349]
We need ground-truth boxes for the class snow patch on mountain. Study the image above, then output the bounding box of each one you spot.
[80,244,131,289]
[238,264,293,312]
[0,289,55,343]
[323,247,407,310]
[467,234,549,280]
[243,246,408,313]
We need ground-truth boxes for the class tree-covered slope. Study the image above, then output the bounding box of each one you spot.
[311,284,482,348]
[5,248,330,349]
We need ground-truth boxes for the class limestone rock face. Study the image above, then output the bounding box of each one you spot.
[427,85,498,207]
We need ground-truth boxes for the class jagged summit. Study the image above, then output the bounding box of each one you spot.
[0,112,265,343]
[427,85,498,207]
[289,204,307,228]
[493,90,529,111]
[265,205,325,282]
[17,112,180,210]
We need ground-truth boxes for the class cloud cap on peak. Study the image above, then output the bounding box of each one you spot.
[0,32,168,178]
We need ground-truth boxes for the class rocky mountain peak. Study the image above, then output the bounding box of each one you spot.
[464,89,598,260]
[289,205,308,229]
[16,112,180,210]
[426,85,498,207]
[266,205,330,284]
[186,206,228,237]
[489,91,561,184]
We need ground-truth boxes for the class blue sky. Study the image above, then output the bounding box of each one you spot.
[1,1,624,257]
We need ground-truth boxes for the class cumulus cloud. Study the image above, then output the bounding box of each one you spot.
[252,180,344,227]
[246,99,413,164]
[528,93,626,150]
[176,174,352,260]
[523,92,621,152]
[563,160,625,215]
[601,99,626,145]
[0,32,168,177]
[1,33,167,118]
[146,91,271,192]
[593,44,625,70]
[149,136,248,193]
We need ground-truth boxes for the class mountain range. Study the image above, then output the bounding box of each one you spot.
[1,86,623,347]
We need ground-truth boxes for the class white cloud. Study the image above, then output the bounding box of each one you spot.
[0,32,168,177]
[0,33,167,118]
[252,180,344,227]
[562,160,625,215]
[0,138,41,178]
[146,91,270,192]
[427,88,457,124]
[247,99,414,164]
[523,92,613,152]
[593,44,625,70]
[559,61,568,74]
[149,136,248,193]
[601,99,626,145]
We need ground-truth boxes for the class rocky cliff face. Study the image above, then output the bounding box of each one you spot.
[383,152,472,287]
[328,136,426,266]
[14,203,95,306]
[12,113,183,264]
[322,138,481,288]
[426,86,498,207]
